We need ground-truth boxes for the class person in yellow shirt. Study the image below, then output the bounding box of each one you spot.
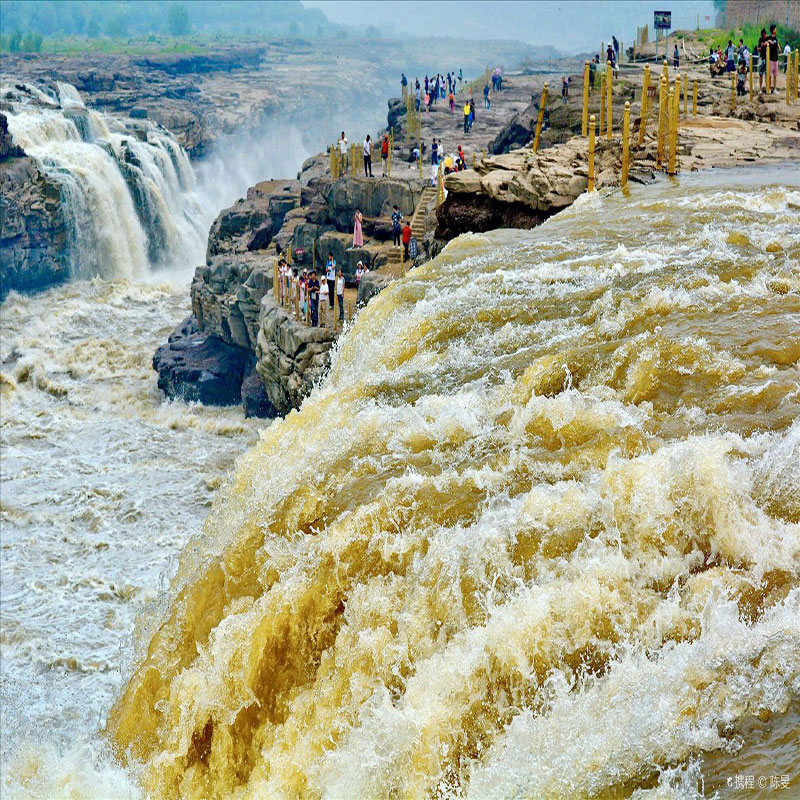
[463,101,470,133]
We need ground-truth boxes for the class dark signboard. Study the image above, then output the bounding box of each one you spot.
[654,10,672,29]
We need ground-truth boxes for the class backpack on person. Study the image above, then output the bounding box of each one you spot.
[408,237,418,259]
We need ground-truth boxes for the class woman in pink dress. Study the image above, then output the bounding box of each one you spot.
[353,209,363,247]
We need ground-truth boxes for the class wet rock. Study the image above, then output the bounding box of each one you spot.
[153,315,250,406]
[0,113,70,298]
[241,368,276,418]
[358,271,393,305]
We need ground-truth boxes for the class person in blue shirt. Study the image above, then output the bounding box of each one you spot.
[484,82,490,108]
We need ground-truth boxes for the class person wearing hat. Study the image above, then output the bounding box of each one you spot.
[355,261,365,288]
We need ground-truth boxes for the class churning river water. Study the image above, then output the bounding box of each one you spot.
[2,165,800,799]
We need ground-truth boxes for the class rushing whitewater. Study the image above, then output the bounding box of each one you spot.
[100,167,799,798]
[2,81,208,280]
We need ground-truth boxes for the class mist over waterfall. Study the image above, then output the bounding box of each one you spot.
[4,81,209,282]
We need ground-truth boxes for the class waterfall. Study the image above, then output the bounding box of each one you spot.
[4,82,208,281]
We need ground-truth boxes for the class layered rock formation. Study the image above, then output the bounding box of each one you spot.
[436,136,623,239]
[0,113,69,298]
[180,159,425,416]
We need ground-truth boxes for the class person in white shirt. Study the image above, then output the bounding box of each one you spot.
[363,135,373,177]
[338,131,348,174]
[336,269,345,321]
[325,254,336,309]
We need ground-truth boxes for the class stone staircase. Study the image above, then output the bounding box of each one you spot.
[384,185,437,275]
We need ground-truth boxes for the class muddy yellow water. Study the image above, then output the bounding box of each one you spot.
[108,167,799,799]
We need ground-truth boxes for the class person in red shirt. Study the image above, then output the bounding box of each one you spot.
[381,133,390,175]
[401,221,412,260]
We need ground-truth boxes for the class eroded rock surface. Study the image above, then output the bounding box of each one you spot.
[0,113,69,298]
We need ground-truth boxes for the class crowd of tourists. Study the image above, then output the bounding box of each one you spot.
[708,24,790,94]
[276,255,346,328]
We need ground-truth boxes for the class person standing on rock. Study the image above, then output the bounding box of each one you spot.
[401,220,412,261]
[431,137,439,166]
[353,209,363,248]
[449,90,455,113]
[326,254,336,309]
[758,29,768,93]
[415,84,421,112]
[674,43,680,71]
[391,205,402,246]
[363,134,373,177]
[308,270,320,327]
[589,56,597,91]
[319,269,329,320]
[469,97,476,130]
[336,268,345,322]
[484,81,490,108]
[767,25,779,92]
[381,133,390,176]
[338,131,348,174]
[463,99,470,133]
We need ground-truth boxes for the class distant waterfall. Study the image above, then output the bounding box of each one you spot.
[4,82,208,281]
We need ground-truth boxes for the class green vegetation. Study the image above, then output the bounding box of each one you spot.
[0,0,339,53]
[706,22,800,52]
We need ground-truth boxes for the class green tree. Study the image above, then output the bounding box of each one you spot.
[166,3,191,36]
[9,28,22,51]
[106,11,129,38]
[86,16,100,39]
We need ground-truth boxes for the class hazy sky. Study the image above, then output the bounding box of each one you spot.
[302,0,716,53]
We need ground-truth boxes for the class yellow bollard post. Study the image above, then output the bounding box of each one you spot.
[731,71,736,113]
[683,72,688,116]
[312,240,316,273]
[638,65,650,146]
[472,151,476,168]
[766,46,771,94]
[274,261,278,302]
[348,299,352,323]
[436,162,444,207]
[482,148,486,161]
[582,60,590,136]
[787,53,792,104]
[673,75,680,124]
[657,76,666,168]
[794,50,798,99]
[606,61,613,139]
[587,114,596,192]
[750,53,754,101]
[620,40,624,63]
[667,89,678,175]
[533,82,549,152]
[621,101,630,189]
[693,79,698,116]
[599,72,605,137]
[663,59,669,84]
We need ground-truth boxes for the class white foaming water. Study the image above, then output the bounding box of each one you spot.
[4,83,209,282]
[87,165,796,799]
[0,279,261,796]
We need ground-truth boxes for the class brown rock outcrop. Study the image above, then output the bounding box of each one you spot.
[0,113,70,298]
